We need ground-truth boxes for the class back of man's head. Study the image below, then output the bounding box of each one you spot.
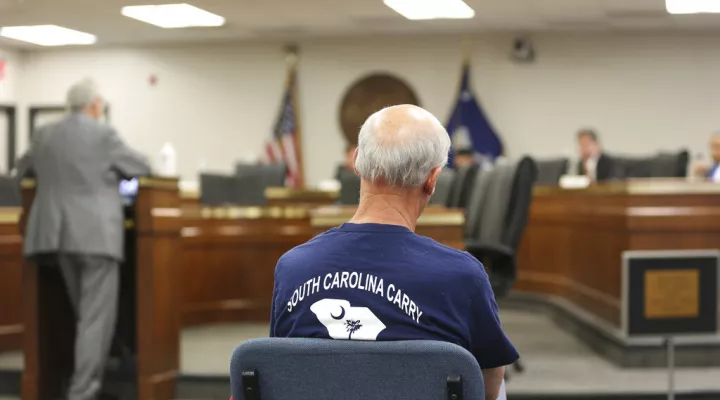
[355,104,451,189]
[67,79,103,119]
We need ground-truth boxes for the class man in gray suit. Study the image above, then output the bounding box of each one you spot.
[16,79,150,400]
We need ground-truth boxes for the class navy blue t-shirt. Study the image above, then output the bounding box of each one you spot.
[270,223,519,369]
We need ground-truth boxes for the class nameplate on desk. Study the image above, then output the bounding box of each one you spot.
[622,250,719,337]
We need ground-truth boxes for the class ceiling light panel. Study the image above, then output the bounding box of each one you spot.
[0,25,96,46]
[383,0,475,20]
[666,0,720,14]
[121,3,226,28]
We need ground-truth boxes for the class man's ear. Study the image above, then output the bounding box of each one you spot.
[353,148,361,177]
[423,167,442,196]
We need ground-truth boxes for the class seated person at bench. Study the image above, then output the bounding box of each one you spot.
[270,105,519,400]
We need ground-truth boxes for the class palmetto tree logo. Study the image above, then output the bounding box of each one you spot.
[345,319,362,339]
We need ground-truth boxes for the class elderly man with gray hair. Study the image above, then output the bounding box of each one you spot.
[16,79,150,400]
[270,104,518,400]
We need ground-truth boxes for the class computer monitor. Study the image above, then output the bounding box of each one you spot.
[119,178,139,206]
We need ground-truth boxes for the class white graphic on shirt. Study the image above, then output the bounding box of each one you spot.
[310,298,387,340]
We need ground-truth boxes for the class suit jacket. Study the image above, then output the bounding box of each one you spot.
[708,164,719,180]
[16,113,150,261]
[577,153,614,181]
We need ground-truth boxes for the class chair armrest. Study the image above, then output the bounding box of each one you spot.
[465,241,514,258]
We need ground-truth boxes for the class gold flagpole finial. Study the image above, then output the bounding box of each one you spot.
[284,44,299,66]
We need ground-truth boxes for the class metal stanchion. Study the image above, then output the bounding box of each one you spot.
[666,337,675,400]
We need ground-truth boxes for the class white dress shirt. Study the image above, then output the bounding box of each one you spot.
[584,156,599,181]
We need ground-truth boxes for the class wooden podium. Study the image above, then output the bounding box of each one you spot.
[20,177,182,400]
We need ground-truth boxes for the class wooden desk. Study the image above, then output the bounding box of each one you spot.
[516,179,720,327]
[20,178,181,400]
[179,206,312,325]
[310,206,465,249]
[264,187,338,207]
[178,205,464,325]
[0,207,22,353]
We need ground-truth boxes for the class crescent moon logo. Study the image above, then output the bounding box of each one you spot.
[330,305,345,320]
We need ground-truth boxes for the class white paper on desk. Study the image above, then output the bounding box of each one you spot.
[496,380,507,400]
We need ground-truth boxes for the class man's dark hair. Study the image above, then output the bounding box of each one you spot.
[577,129,599,142]
[455,148,474,156]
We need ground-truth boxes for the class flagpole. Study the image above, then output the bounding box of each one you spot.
[450,39,472,139]
[461,38,472,68]
[284,44,306,188]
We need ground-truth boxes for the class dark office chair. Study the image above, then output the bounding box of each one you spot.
[230,338,485,400]
[199,173,235,206]
[446,164,480,209]
[338,169,361,205]
[462,168,495,241]
[0,176,21,206]
[231,174,266,206]
[429,169,455,205]
[466,156,538,297]
[534,158,568,185]
[465,157,537,380]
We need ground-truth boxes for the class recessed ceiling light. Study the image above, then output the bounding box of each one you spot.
[0,25,96,46]
[383,0,475,20]
[666,0,720,14]
[121,3,226,28]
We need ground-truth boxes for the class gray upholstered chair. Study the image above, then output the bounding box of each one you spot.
[230,338,484,400]
[446,164,480,209]
[429,169,455,205]
[0,176,21,207]
[199,173,235,206]
[338,170,361,205]
[465,157,538,297]
[463,168,495,241]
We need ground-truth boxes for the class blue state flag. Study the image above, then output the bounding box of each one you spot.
[446,63,503,166]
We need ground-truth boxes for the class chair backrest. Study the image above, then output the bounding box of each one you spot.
[676,150,690,177]
[237,163,287,187]
[463,168,495,240]
[534,158,567,185]
[476,161,518,246]
[230,338,484,400]
[199,173,234,206]
[501,156,539,251]
[446,164,480,209]
[231,174,267,206]
[259,163,287,187]
[338,170,361,205]
[613,150,689,179]
[650,150,689,178]
[429,169,455,205]
[0,176,20,207]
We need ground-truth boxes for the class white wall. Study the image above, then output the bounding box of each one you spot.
[0,46,21,102]
[16,32,720,184]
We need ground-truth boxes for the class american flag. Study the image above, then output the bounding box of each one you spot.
[265,70,303,188]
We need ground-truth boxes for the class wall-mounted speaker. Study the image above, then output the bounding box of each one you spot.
[511,37,536,63]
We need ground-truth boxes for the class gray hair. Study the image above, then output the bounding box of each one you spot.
[67,79,101,111]
[355,105,451,188]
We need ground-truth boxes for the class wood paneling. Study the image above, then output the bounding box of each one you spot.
[178,205,465,326]
[20,178,181,400]
[0,210,22,353]
[516,180,720,327]
[179,216,312,326]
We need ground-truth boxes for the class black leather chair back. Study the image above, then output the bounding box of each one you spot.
[535,158,567,185]
[502,156,539,252]
[338,170,361,205]
[200,173,234,206]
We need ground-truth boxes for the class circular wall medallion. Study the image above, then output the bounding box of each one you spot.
[339,73,420,146]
